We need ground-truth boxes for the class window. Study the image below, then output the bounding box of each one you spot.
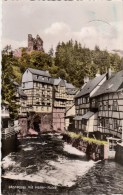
[114,119,118,129]
[78,98,81,105]
[75,121,78,128]
[82,119,87,125]
[81,98,83,104]
[105,118,109,128]
[84,109,86,114]
[79,121,81,129]
[87,97,89,103]
[98,117,105,127]
[102,102,105,110]
[83,98,86,103]
[106,101,108,110]
[112,101,117,111]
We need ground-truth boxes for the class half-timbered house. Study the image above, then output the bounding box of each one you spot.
[74,74,107,135]
[91,70,123,140]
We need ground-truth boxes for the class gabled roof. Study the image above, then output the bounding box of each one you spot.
[28,68,51,77]
[92,70,123,97]
[18,87,27,97]
[53,78,62,86]
[75,74,106,98]
[81,111,95,119]
[73,111,95,120]
[66,89,77,95]
[65,82,75,89]
[53,78,66,87]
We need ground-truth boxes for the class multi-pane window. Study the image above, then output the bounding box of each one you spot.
[112,101,117,111]
[98,117,105,127]
[75,121,78,128]
[106,101,108,110]
[114,119,118,129]
[105,118,109,128]
[78,98,81,105]
[79,121,81,129]
[83,98,85,103]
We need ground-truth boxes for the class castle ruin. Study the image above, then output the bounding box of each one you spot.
[13,34,44,57]
[28,34,44,52]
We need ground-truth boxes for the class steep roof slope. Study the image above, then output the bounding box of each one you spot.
[28,68,51,77]
[75,74,106,98]
[92,70,123,97]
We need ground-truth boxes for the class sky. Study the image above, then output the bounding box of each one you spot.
[2,0,123,52]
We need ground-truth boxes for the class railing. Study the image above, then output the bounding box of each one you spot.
[2,127,15,139]
[1,111,10,118]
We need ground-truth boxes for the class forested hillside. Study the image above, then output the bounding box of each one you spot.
[2,41,123,118]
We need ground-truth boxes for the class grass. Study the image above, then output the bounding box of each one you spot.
[67,132,108,145]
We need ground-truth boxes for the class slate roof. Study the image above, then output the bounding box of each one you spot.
[53,78,62,86]
[65,82,75,89]
[81,111,95,119]
[92,70,123,97]
[73,115,83,120]
[28,68,51,77]
[73,111,95,120]
[66,89,77,95]
[32,75,54,85]
[75,74,106,98]
[18,87,27,97]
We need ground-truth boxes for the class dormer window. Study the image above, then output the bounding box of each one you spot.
[36,75,39,79]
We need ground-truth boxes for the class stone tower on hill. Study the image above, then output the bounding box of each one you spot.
[13,34,44,57]
[28,34,44,52]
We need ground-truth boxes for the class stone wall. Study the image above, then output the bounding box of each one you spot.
[40,113,52,132]
[62,134,108,161]
[18,118,28,136]
[52,108,65,131]
[115,143,123,165]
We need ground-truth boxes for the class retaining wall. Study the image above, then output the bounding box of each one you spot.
[63,134,108,161]
[115,144,123,165]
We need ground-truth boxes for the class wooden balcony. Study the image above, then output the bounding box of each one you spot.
[54,102,66,108]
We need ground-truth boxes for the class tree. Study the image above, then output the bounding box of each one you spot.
[2,46,19,119]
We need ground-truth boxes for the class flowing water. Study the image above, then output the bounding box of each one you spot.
[2,133,123,195]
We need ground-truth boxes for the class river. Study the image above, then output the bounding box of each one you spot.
[2,133,123,195]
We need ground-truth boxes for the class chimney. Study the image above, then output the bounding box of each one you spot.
[107,68,112,79]
[84,76,89,84]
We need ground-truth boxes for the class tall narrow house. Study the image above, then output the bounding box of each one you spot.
[53,78,67,131]
[91,70,123,140]
[21,68,53,131]
[74,74,107,135]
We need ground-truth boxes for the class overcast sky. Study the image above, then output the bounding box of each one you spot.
[2,0,123,52]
